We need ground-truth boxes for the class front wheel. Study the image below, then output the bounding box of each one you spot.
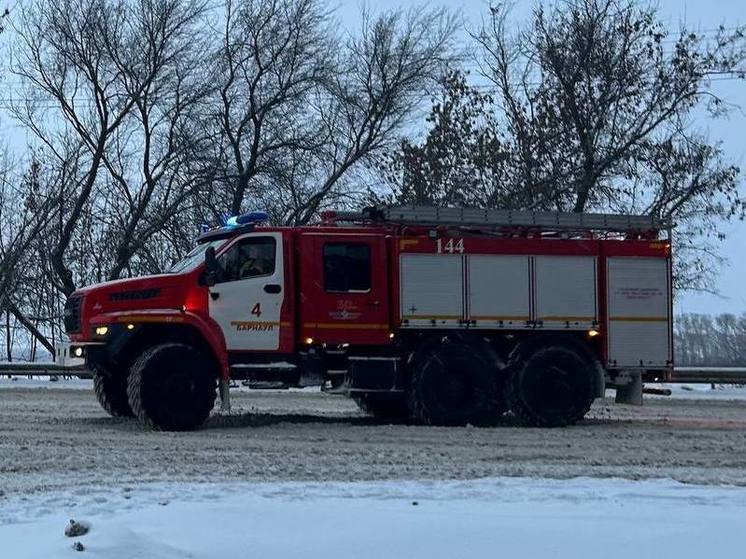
[93,367,134,418]
[127,343,217,431]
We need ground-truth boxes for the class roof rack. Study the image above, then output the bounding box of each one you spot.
[328,205,670,234]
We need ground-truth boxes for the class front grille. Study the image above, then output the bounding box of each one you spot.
[109,288,161,302]
[64,295,83,334]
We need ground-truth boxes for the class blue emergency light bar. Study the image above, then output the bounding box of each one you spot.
[225,211,270,227]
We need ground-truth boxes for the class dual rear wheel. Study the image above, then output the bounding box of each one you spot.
[408,342,505,426]
[356,339,597,428]
[506,344,597,427]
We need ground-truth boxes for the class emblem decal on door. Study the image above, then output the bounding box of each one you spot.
[329,299,361,321]
[231,321,278,332]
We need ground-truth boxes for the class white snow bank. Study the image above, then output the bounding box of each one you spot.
[0,376,93,390]
[2,477,746,559]
[646,383,746,400]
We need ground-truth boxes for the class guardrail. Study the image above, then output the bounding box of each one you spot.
[2,363,745,384]
[669,367,746,384]
[0,362,91,378]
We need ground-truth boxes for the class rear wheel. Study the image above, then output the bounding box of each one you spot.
[408,342,502,426]
[507,344,596,427]
[93,367,134,418]
[127,343,217,431]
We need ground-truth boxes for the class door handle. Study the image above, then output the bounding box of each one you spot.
[264,284,282,294]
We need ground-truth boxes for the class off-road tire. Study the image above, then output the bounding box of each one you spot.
[127,343,217,431]
[93,367,134,418]
[408,342,501,426]
[353,393,410,422]
[507,344,596,427]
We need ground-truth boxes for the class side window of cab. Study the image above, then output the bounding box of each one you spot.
[323,242,371,292]
[217,237,276,283]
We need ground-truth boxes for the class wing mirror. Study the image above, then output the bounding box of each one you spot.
[201,246,220,287]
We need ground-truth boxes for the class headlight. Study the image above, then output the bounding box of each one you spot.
[73,347,84,357]
[94,326,109,337]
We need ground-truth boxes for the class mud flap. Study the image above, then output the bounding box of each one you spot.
[615,372,643,406]
[347,357,400,392]
[594,361,606,399]
[219,378,231,411]
[298,352,325,387]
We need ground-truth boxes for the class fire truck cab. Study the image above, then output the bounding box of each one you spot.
[60,206,673,430]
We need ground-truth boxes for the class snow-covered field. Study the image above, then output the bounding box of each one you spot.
[3,477,746,559]
[646,383,746,400]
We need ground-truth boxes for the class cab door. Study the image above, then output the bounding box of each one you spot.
[299,233,390,345]
[208,232,284,351]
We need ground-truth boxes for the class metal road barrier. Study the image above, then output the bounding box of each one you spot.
[1,363,745,385]
[670,367,746,384]
[0,362,91,378]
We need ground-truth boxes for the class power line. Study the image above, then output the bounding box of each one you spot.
[0,79,739,112]
[0,67,743,110]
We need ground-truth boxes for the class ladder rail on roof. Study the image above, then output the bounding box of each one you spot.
[330,206,670,234]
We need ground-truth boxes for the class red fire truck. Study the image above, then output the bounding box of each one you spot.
[58,206,673,430]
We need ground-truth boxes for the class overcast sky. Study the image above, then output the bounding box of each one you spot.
[0,0,743,315]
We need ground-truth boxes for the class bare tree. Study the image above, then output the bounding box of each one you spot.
[94,0,211,279]
[211,0,332,217]
[13,0,144,295]
[13,0,211,289]
[675,313,746,366]
[473,1,745,214]
[0,7,8,34]
[285,6,459,224]
[472,0,745,290]
[0,156,62,356]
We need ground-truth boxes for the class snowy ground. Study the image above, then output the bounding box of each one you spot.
[3,477,746,559]
[3,380,746,495]
[3,379,746,557]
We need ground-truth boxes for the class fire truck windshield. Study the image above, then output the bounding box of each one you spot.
[167,240,225,274]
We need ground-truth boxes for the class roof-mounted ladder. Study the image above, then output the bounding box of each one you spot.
[328,205,670,234]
